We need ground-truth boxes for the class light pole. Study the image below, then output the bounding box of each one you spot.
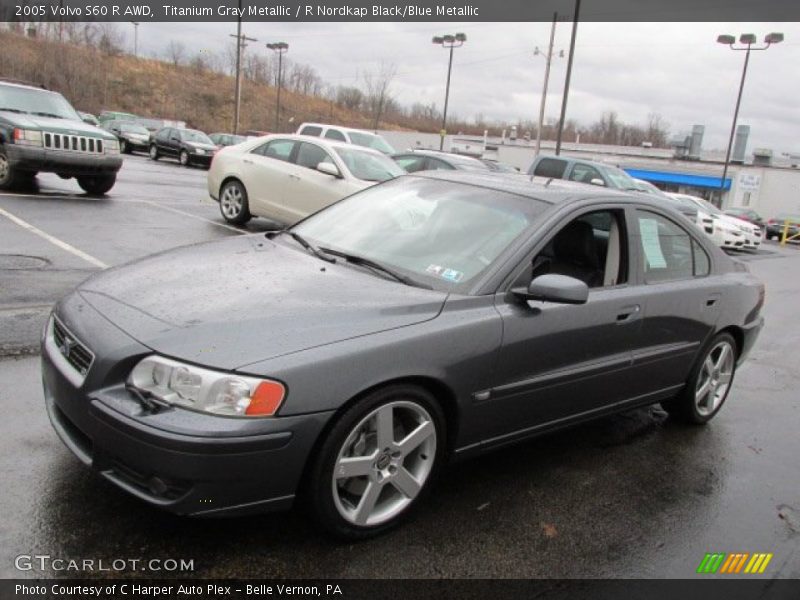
[266,42,289,132]
[555,0,580,155]
[716,32,783,200]
[534,13,564,157]
[432,32,466,151]
[130,21,139,58]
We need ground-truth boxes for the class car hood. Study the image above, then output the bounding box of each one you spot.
[76,235,447,371]
[1,112,116,139]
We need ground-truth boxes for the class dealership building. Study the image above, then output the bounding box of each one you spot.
[381,126,800,218]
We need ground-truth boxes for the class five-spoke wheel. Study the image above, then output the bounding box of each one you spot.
[307,385,445,539]
[662,332,738,424]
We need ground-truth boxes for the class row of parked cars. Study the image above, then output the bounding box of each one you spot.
[204,130,772,255]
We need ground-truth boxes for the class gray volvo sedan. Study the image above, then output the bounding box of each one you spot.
[42,172,764,539]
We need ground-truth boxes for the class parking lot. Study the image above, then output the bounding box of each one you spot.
[1,154,798,578]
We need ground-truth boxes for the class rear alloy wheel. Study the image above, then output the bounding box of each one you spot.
[77,174,116,196]
[179,150,189,166]
[149,145,159,160]
[662,332,737,424]
[307,385,445,539]
[219,180,251,225]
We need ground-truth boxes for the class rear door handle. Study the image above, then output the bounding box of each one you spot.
[616,304,641,324]
[243,158,253,165]
[288,174,301,180]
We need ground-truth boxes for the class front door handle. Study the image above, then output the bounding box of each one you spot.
[288,174,301,180]
[243,158,253,165]
[616,304,641,324]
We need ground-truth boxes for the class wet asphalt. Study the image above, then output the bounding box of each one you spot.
[0,154,798,579]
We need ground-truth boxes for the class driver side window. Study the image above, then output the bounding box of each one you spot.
[526,210,628,289]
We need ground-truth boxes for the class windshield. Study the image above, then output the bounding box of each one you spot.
[335,147,405,182]
[604,166,637,190]
[121,123,149,135]
[0,86,81,120]
[182,130,213,144]
[292,177,547,289]
[348,131,396,155]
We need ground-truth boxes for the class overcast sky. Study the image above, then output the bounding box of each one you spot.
[127,21,799,154]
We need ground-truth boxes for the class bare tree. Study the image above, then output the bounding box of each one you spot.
[165,40,186,67]
[363,62,397,131]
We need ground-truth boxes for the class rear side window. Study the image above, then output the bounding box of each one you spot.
[426,158,456,171]
[299,126,322,137]
[253,139,295,161]
[156,128,170,141]
[637,211,710,282]
[324,129,347,142]
[295,142,332,170]
[393,155,428,173]
[533,158,567,179]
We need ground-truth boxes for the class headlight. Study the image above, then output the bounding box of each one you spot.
[104,139,120,155]
[194,148,206,155]
[128,356,285,417]
[13,128,43,146]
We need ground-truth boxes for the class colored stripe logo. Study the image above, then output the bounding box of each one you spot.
[697,553,773,574]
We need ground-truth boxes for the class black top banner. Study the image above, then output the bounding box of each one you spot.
[1,0,800,22]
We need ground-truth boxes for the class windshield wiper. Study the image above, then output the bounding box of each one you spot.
[0,107,26,114]
[280,231,336,263]
[30,111,65,119]
[318,247,431,288]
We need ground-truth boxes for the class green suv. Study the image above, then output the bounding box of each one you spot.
[0,80,122,195]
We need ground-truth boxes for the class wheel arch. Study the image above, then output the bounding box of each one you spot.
[716,324,743,357]
[219,175,245,198]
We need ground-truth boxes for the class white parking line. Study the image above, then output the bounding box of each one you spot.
[0,206,108,269]
[137,200,245,234]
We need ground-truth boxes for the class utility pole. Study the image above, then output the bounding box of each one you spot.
[266,42,289,132]
[432,33,467,151]
[534,13,561,157]
[555,0,580,155]
[230,10,257,135]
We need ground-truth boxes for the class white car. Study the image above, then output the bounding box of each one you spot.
[666,193,754,251]
[208,134,405,226]
[296,123,396,155]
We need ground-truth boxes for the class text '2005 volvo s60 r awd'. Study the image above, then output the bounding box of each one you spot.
[42,172,764,539]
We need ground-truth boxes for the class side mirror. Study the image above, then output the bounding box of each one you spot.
[317,161,342,178]
[512,274,589,305]
[589,178,606,187]
[82,116,96,125]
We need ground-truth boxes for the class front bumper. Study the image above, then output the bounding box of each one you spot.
[6,143,122,176]
[41,297,332,517]
[188,152,212,166]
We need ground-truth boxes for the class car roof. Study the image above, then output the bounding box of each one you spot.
[395,149,487,164]
[412,171,642,206]
[0,79,58,94]
[298,122,381,136]
[263,133,386,155]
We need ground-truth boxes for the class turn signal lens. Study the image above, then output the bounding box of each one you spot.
[246,381,286,416]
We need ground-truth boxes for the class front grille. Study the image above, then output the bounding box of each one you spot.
[43,132,104,154]
[52,317,94,378]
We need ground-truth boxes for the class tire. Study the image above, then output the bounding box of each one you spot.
[219,180,251,225]
[149,145,159,160]
[661,332,738,424]
[306,384,446,540]
[77,173,116,196]
[0,146,24,190]
[179,150,189,166]
[120,139,129,154]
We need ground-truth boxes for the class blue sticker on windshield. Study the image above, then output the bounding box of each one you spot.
[441,269,464,283]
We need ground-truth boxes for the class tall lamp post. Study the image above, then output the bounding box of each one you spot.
[534,13,564,157]
[130,21,139,58]
[432,32,466,151]
[716,32,783,199]
[266,42,289,132]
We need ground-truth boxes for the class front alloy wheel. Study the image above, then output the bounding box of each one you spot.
[307,385,445,539]
[662,332,737,424]
[120,139,128,154]
[0,147,23,190]
[219,180,251,225]
[149,145,159,160]
[179,150,189,166]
